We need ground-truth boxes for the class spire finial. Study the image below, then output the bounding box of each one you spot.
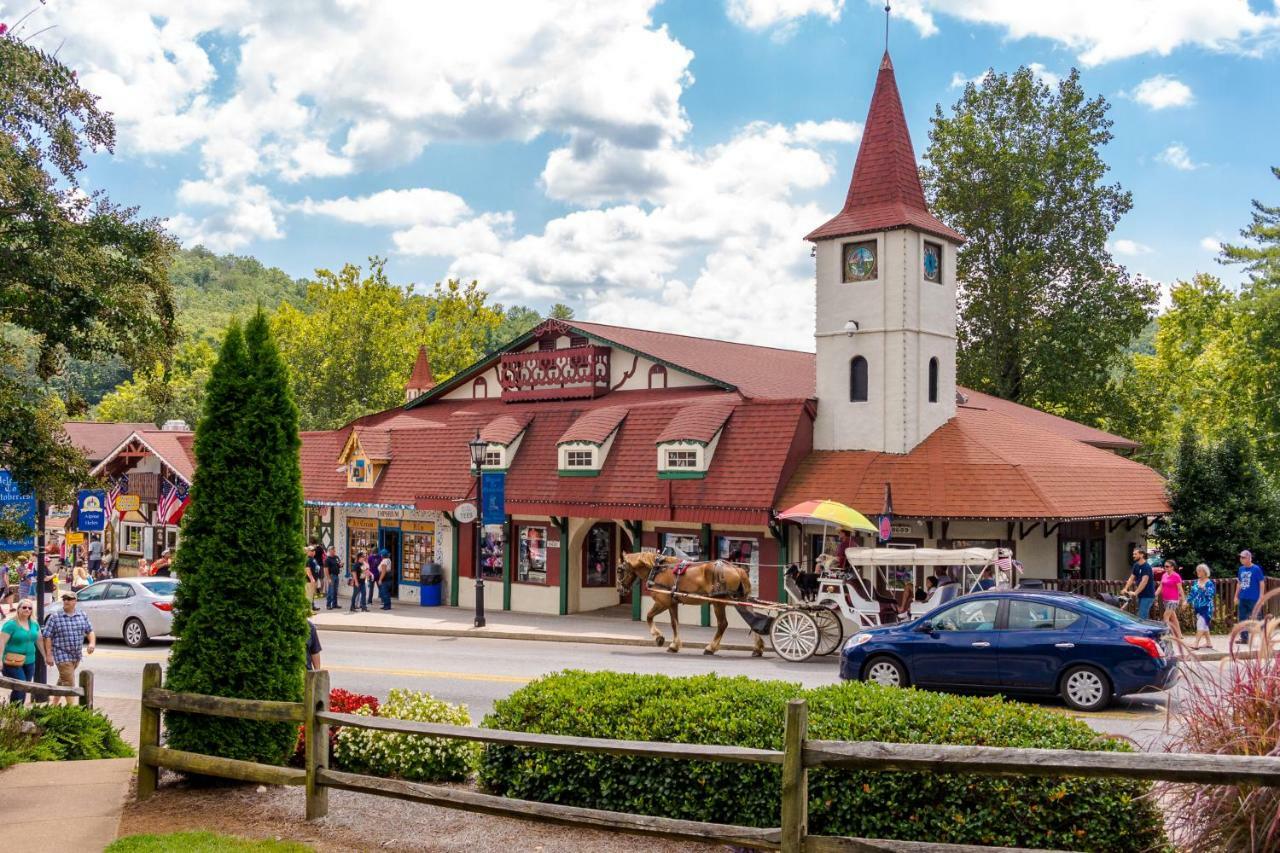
[884,2,891,52]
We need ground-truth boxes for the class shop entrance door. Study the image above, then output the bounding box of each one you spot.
[378,528,401,596]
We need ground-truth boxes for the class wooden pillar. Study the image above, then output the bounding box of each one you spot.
[77,669,94,709]
[444,512,460,607]
[700,523,712,627]
[780,698,809,853]
[137,662,162,800]
[625,520,644,621]
[304,669,330,820]
[770,521,790,603]
[553,516,570,616]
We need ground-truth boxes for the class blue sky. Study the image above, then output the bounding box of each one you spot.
[8,1,1280,348]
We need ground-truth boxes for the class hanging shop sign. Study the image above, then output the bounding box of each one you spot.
[454,502,478,524]
[77,489,107,532]
[481,472,506,525]
[114,494,141,513]
[0,470,36,551]
[66,532,86,546]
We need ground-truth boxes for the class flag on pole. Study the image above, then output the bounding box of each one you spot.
[877,482,893,543]
[107,474,129,518]
[157,478,190,525]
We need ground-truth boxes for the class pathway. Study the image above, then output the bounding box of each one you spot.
[1,756,134,852]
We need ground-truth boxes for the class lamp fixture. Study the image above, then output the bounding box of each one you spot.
[468,431,486,469]
[843,320,860,337]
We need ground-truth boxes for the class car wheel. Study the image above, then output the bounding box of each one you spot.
[862,655,908,688]
[124,618,149,648]
[1060,665,1110,712]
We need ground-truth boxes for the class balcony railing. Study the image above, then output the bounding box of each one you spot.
[497,345,611,401]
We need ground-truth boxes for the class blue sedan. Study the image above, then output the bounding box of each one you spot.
[839,590,1177,711]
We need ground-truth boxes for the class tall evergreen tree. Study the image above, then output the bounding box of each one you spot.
[1220,166,1280,287]
[164,312,309,765]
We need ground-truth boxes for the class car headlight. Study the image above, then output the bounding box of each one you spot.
[844,633,874,651]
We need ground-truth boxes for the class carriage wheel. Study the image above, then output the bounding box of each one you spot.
[771,610,820,662]
[811,606,844,656]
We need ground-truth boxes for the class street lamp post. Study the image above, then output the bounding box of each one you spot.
[468,432,487,628]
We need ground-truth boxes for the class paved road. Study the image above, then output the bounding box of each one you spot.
[83,629,1185,747]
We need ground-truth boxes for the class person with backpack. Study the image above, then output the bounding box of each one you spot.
[348,551,368,613]
[376,548,394,610]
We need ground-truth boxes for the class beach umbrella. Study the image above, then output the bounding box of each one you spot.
[777,499,878,533]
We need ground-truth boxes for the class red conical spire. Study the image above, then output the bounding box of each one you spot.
[406,345,435,393]
[806,51,962,243]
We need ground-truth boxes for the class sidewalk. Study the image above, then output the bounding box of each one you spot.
[1,757,134,852]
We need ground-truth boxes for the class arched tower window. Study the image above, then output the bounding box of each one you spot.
[928,357,939,403]
[849,357,868,402]
[472,376,488,399]
[648,364,667,389]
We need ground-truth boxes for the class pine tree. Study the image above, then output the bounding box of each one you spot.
[164,312,309,765]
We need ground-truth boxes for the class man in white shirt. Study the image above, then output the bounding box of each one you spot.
[87,536,103,578]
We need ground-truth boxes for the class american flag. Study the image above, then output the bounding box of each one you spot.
[107,474,128,518]
[157,478,190,525]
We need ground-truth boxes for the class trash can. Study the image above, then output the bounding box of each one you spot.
[419,563,443,607]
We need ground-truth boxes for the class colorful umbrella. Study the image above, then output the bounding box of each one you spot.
[776,499,878,533]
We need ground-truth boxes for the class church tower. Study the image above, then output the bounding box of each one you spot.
[807,50,964,454]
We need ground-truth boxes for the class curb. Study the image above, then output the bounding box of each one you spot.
[314,621,758,652]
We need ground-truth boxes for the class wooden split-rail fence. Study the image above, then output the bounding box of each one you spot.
[135,662,1280,853]
[0,669,94,707]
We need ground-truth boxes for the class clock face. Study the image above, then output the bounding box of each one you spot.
[843,241,877,282]
[923,242,942,282]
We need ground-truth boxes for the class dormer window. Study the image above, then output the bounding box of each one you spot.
[350,457,369,485]
[566,449,595,468]
[665,449,697,469]
[558,441,607,476]
[656,440,712,479]
[483,449,503,468]
[556,406,626,477]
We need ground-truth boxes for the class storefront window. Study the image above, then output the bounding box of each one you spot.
[1060,539,1083,580]
[717,535,760,591]
[584,524,614,587]
[347,518,378,570]
[304,507,323,546]
[401,521,435,583]
[121,524,144,555]
[660,531,704,561]
[480,525,504,580]
[517,525,548,584]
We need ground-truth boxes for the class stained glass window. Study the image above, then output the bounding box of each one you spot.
[842,240,877,282]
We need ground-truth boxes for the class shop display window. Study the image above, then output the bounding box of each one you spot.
[717,535,760,591]
[480,525,504,580]
[518,525,548,584]
[584,523,614,587]
[401,521,435,583]
[347,518,378,570]
[660,531,705,561]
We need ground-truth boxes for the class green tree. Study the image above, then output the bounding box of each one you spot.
[922,67,1157,421]
[491,305,543,350]
[271,261,500,429]
[1156,426,1280,574]
[549,302,575,320]
[164,313,308,765]
[1220,166,1280,286]
[94,339,219,427]
[0,27,176,504]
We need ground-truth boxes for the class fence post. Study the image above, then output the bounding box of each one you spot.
[305,668,330,820]
[137,662,162,800]
[781,698,808,853]
[78,669,94,709]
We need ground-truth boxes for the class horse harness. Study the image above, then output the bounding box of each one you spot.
[647,559,744,600]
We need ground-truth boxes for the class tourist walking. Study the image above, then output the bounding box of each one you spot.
[1,599,40,704]
[151,550,173,577]
[324,550,342,609]
[377,548,393,610]
[1121,548,1154,619]
[364,549,379,609]
[1235,549,1266,645]
[305,619,322,671]
[71,561,89,591]
[1188,564,1216,650]
[349,552,368,613]
[1158,558,1184,641]
[40,592,95,706]
[87,535,103,579]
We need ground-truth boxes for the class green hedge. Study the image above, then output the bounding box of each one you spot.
[0,704,134,768]
[479,671,1165,852]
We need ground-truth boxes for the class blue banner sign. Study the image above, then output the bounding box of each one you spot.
[77,489,108,532]
[481,471,506,525]
[0,471,36,552]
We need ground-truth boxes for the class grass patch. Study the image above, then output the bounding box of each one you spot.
[107,831,313,852]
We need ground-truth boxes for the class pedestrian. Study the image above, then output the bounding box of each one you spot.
[72,561,90,591]
[1158,558,1184,641]
[87,535,103,579]
[1121,548,1154,619]
[151,550,173,577]
[1235,549,1266,645]
[40,592,95,706]
[304,551,319,611]
[364,549,380,609]
[106,550,119,579]
[349,552,368,613]
[1188,564,1216,651]
[0,562,11,617]
[1,599,40,705]
[305,619,322,671]
[377,548,394,610]
[324,550,342,610]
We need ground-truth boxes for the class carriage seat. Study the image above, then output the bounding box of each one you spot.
[922,583,959,610]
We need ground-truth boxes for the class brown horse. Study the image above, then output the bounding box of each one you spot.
[616,552,765,656]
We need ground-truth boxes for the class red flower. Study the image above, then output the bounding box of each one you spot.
[0,23,9,36]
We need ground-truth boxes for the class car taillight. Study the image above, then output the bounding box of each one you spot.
[152,601,173,612]
[1124,635,1163,658]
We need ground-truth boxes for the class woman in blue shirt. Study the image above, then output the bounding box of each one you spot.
[1187,564,1216,650]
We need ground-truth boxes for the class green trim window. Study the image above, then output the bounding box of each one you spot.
[482,449,503,467]
[566,449,594,468]
[665,449,698,469]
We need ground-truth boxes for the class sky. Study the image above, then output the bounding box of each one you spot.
[7,0,1280,350]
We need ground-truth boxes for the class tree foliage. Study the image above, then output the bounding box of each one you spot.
[164,313,308,765]
[95,339,219,427]
[271,259,501,429]
[1221,166,1280,287]
[0,28,176,502]
[1156,426,1280,574]
[922,67,1157,422]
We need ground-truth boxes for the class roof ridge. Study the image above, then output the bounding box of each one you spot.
[572,320,814,356]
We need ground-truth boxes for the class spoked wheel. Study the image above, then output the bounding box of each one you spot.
[770,610,820,662]
[811,606,844,656]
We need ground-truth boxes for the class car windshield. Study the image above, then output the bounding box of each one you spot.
[1074,597,1142,624]
[141,580,179,596]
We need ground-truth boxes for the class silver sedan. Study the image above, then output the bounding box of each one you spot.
[75,577,177,647]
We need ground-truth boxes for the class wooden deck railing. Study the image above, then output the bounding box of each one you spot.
[135,663,1280,852]
[0,669,93,707]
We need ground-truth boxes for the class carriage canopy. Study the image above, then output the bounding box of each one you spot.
[843,547,1011,567]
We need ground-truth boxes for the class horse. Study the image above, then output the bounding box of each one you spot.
[616,551,765,657]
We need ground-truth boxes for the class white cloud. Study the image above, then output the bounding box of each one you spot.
[881,0,1280,65]
[167,182,284,252]
[1200,237,1222,253]
[1026,63,1060,88]
[1156,143,1202,171]
[392,213,515,257]
[1130,75,1195,109]
[726,0,845,32]
[1111,239,1153,256]
[948,70,990,89]
[296,189,473,229]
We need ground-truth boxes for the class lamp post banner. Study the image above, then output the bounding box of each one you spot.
[0,471,36,551]
[481,472,505,525]
[77,489,107,532]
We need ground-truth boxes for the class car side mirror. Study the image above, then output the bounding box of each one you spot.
[916,620,932,633]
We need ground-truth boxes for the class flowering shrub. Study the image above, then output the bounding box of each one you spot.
[292,688,379,764]
[334,689,476,782]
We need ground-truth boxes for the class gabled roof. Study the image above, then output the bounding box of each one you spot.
[806,52,963,244]
[959,389,1139,452]
[406,345,434,390]
[348,426,391,461]
[62,422,158,463]
[779,404,1167,521]
[558,406,628,445]
[480,413,533,446]
[87,429,196,484]
[656,403,733,444]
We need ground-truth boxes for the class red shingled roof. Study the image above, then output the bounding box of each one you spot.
[350,426,392,460]
[806,52,963,244]
[779,404,1167,520]
[656,403,733,444]
[62,422,157,463]
[959,389,1139,452]
[558,406,628,445]
[479,413,533,446]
